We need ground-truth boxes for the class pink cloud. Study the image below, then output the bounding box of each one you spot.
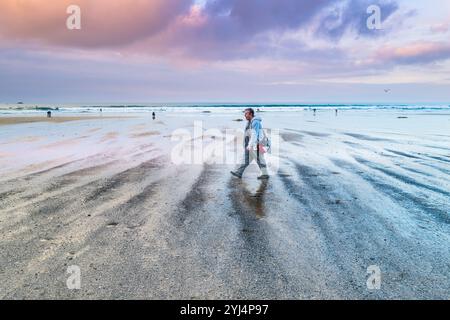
[430,22,450,34]
[0,0,192,47]
[0,0,404,63]
[375,42,450,65]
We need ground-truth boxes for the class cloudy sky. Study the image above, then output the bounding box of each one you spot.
[0,0,449,103]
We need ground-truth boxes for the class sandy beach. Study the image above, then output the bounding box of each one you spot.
[0,109,449,299]
[0,116,132,126]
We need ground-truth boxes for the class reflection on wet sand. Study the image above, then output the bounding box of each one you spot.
[234,179,269,218]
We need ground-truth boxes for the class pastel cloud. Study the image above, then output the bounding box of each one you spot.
[430,22,450,34]
[2,0,450,103]
[375,42,450,65]
[0,0,191,47]
[316,0,399,39]
[152,0,400,58]
[0,0,399,58]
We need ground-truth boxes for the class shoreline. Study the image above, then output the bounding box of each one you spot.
[0,116,135,126]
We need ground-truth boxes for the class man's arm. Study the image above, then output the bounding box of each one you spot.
[247,121,262,150]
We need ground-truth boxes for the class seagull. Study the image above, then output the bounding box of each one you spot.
[384,89,391,93]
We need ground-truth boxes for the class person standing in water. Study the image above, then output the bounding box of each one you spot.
[231,108,269,180]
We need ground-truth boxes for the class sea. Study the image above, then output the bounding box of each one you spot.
[0,103,449,115]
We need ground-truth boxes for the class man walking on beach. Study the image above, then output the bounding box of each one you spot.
[231,108,270,180]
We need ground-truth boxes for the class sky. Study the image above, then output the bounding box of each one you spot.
[0,0,449,104]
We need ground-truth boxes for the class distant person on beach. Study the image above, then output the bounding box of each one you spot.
[47,111,51,118]
[152,112,156,120]
[313,108,317,116]
[231,108,269,180]
[335,109,338,116]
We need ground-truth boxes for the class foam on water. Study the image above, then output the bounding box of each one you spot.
[1,103,449,115]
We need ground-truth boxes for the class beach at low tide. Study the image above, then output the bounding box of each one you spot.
[0,109,449,299]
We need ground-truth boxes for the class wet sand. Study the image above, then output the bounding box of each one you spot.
[0,111,449,299]
[0,116,132,126]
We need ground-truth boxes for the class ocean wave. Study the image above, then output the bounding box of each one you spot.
[0,104,449,114]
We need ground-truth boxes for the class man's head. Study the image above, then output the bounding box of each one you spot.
[244,108,255,121]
